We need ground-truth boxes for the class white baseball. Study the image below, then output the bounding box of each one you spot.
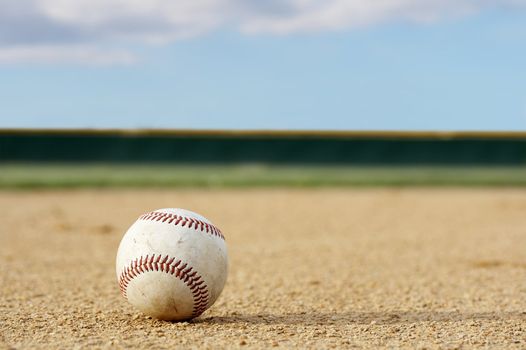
[116,208,228,321]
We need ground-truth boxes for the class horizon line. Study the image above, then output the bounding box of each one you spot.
[1,128,526,139]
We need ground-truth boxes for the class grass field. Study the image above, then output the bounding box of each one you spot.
[2,163,526,188]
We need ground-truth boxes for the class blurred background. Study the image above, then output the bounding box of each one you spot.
[1,0,526,184]
[1,130,526,187]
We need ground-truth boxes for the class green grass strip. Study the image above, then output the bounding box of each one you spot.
[1,163,526,188]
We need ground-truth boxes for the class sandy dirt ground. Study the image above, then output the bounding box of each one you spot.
[0,188,525,349]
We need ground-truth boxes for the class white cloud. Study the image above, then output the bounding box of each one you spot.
[0,45,137,65]
[240,0,482,34]
[35,0,229,43]
[0,0,525,64]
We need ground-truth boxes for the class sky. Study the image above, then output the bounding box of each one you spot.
[0,0,525,130]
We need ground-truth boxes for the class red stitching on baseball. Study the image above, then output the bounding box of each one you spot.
[138,211,225,240]
[118,254,210,318]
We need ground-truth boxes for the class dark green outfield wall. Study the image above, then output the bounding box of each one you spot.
[2,130,526,165]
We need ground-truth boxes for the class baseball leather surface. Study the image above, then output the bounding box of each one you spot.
[116,208,228,321]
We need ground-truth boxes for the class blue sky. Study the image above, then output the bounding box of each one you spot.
[0,1,525,130]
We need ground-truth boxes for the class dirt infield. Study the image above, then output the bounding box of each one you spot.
[1,189,525,349]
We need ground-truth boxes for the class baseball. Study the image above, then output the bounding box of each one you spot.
[116,208,228,321]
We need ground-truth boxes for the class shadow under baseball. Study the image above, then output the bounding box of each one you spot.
[195,310,526,326]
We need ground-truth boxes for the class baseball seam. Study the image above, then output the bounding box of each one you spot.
[118,254,210,318]
[138,211,225,240]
